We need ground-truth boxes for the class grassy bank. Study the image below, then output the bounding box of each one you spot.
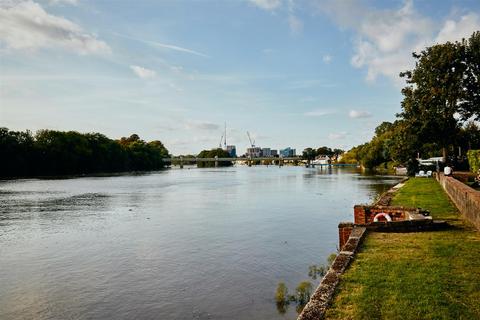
[325,178,480,319]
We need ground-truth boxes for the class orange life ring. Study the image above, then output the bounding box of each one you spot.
[373,212,392,222]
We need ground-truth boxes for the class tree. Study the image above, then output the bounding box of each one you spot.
[302,148,316,160]
[197,148,232,168]
[316,146,333,157]
[459,31,480,121]
[0,128,169,177]
[399,32,480,162]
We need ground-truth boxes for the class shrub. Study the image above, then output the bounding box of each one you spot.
[295,281,313,304]
[467,150,480,173]
[275,282,288,304]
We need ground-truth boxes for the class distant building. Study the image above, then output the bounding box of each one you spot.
[280,147,296,157]
[314,155,331,165]
[226,145,237,157]
[261,148,271,157]
[271,149,278,157]
[246,147,262,158]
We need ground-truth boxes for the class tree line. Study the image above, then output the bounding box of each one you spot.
[343,31,480,174]
[302,146,344,161]
[0,128,169,177]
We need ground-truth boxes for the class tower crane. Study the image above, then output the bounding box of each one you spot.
[247,131,255,148]
[219,134,224,148]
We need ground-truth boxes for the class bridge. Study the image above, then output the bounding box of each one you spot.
[162,157,358,168]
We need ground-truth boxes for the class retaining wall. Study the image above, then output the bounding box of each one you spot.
[297,226,367,320]
[353,205,418,224]
[436,173,480,231]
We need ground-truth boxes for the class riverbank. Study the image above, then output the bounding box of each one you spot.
[325,178,480,319]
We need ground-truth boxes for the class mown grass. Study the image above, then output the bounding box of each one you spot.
[325,178,480,320]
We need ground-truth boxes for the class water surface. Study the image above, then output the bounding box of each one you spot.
[0,166,401,320]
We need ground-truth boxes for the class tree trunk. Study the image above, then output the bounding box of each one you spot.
[442,147,447,163]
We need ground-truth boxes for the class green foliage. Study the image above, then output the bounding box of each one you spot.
[0,128,169,177]
[308,264,327,280]
[295,281,313,304]
[343,32,480,170]
[275,282,288,304]
[302,146,344,161]
[171,155,197,166]
[467,150,480,173]
[197,148,232,167]
[327,179,480,319]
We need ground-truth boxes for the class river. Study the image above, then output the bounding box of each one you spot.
[0,166,401,320]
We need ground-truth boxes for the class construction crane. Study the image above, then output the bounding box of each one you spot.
[247,131,255,148]
[219,134,224,148]
[223,122,227,149]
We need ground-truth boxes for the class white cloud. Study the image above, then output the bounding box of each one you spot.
[436,13,480,44]
[0,1,110,54]
[328,132,347,140]
[130,65,156,79]
[248,0,281,11]
[113,32,208,58]
[315,0,480,85]
[49,0,78,5]
[148,41,209,58]
[349,110,372,119]
[322,54,332,63]
[304,109,334,117]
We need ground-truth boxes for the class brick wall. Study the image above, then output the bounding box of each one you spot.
[338,222,353,249]
[437,173,480,231]
[353,205,416,224]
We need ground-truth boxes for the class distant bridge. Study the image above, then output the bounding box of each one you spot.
[162,157,358,168]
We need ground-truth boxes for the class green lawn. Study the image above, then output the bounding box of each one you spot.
[325,178,480,320]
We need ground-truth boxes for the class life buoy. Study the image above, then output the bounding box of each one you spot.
[373,212,392,222]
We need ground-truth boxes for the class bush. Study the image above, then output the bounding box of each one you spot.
[295,281,313,304]
[275,282,288,304]
[467,150,480,173]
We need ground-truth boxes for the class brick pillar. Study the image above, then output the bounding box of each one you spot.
[338,222,354,250]
[354,205,367,224]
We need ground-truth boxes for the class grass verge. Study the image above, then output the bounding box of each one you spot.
[325,178,480,320]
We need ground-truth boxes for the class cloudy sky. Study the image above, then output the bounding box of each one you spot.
[1,0,479,155]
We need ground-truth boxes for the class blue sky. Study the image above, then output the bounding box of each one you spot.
[1,0,479,155]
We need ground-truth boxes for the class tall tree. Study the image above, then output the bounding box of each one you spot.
[459,31,480,121]
[399,40,466,161]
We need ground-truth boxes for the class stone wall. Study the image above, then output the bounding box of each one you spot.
[436,173,480,231]
[297,226,367,320]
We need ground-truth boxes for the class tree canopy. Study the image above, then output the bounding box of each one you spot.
[197,148,232,167]
[0,128,169,177]
[343,31,480,173]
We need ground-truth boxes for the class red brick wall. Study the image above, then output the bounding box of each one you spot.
[338,223,353,250]
[354,205,415,224]
[353,206,366,224]
[437,173,480,231]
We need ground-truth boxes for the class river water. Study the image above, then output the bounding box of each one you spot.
[0,166,401,320]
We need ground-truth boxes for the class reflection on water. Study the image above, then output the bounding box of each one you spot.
[0,166,401,320]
